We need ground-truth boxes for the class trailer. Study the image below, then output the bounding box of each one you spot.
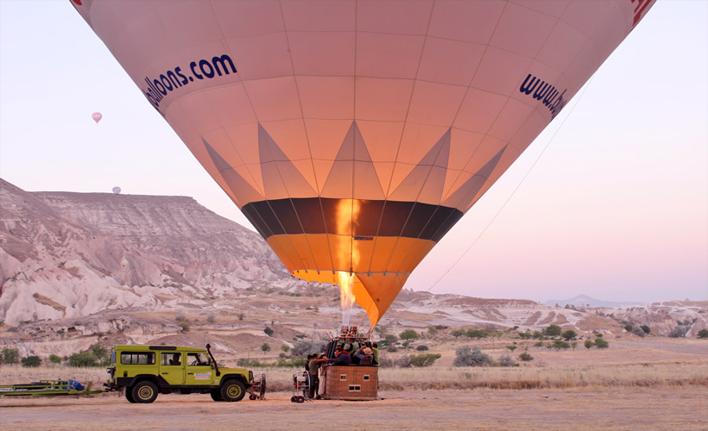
[0,379,96,398]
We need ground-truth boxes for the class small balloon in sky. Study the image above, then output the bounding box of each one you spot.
[112,186,121,195]
[91,112,102,123]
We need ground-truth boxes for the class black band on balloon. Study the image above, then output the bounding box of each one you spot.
[241,198,463,242]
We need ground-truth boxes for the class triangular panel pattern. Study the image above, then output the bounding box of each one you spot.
[203,138,263,205]
[389,129,451,203]
[258,124,317,199]
[321,121,386,200]
[443,146,506,210]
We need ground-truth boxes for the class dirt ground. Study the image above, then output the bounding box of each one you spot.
[1,337,706,430]
[0,387,706,431]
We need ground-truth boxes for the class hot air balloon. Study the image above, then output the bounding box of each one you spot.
[71,0,655,327]
[112,186,121,195]
[91,112,102,123]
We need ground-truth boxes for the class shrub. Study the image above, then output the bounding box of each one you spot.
[506,344,517,352]
[698,329,708,339]
[237,358,264,367]
[409,353,441,367]
[532,331,544,339]
[281,345,290,353]
[624,324,634,332]
[382,334,398,346]
[415,345,429,351]
[584,339,594,349]
[238,312,245,321]
[497,354,517,367]
[291,340,321,356]
[561,330,577,341]
[594,337,609,349]
[175,314,190,332]
[669,325,690,338]
[49,354,62,364]
[550,340,570,350]
[454,347,492,367]
[1,348,19,364]
[263,326,274,337]
[464,329,489,339]
[451,329,466,338]
[399,329,419,341]
[543,325,562,337]
[68,351,98,367]
[260,343,271,354]
[640,325,651,335]
[518,352,534,362]
[21,355,42,368]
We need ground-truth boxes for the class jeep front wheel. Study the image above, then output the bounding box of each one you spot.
[125,389,136,403]
[131,380,158,403]
[220,380,246,402]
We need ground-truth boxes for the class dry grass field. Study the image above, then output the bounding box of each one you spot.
[1,337,707,430]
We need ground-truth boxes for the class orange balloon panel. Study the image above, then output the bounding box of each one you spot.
[72,0,655,326]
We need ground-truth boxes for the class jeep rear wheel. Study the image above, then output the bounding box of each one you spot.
[131,380,158,403]
[220,380,246,402]
[210,389,223,402]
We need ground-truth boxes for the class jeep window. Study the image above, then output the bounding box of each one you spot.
[161,352,182,366]
[120,352,155,365]
[187,352,210,366]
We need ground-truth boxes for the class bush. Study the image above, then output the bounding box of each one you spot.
[291,340,322,357]
[260,343,271,354]
[624,324,634,332]
[68,351,98,367]
[698,329,708,339]
[518,352,534,362]
[1,348,19,364]
[281,345,290,353]
[497,354,517,367]
[49,354,62,364]
[549,340,570,350]
[399,329,419,341]
[454,347,492,367]
[238,312,245,321]
[263,326,274,337]
[669,325,690,338]
[21,355,42,367]
[396,353,441,368]
[506,344,517,352]
[464,329,489,339]
[594,337,609,349]
[451,329,466,338]
[409,353,441,367]
[584,339,594,349]
[543,325,562,337]
[175,314,190,332]
[237,358,264,367]
[640,325,651,335]
[415,345,429,351]
[561,330,577,341]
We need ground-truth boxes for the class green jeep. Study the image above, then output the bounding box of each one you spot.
[106,344,265,403]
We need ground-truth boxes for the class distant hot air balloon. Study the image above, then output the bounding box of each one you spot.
[112,186,121,195]
[91,112,102,123]
[72,0,655,327]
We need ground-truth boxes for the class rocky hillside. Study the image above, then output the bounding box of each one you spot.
[0,179,296,325]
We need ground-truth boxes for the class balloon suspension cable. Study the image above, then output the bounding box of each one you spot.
[426,78,594,292]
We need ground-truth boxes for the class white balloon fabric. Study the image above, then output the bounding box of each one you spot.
[71,0,655,326]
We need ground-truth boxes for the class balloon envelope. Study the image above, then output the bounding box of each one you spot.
[72,0,655,326]
[91,112,102,123]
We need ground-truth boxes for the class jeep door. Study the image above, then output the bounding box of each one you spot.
[185,352,214,385]
[159,352,185,385]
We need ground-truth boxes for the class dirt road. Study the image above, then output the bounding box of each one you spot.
[1,387,706,431]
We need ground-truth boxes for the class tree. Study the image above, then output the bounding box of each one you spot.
[561,330,577,341]
[543,325,562,337]
[21,355,42,368]
[584,339,594,349]
[518,351,534,362]
[260,343,271,355]
[399,329,419,341]
[698,329,708,339]
[383,334,398,346]
[49,354,62,364]
[68,351,98,367]
[1,348,19,364]
[550,340,570,350]
[263,326,274,337]
[640,325,651,335]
